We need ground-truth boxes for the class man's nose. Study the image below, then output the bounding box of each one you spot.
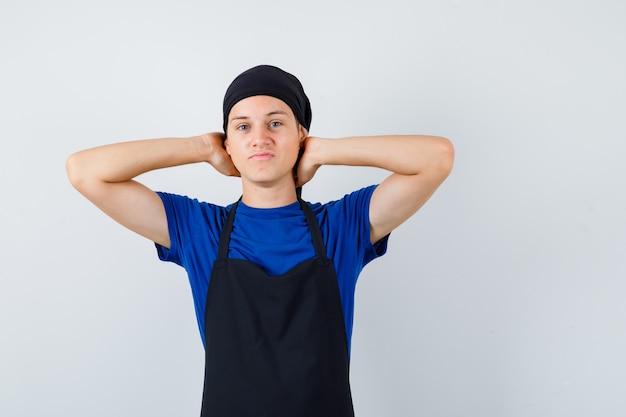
[251,127,271,146]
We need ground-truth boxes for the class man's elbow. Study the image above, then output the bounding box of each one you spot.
[433,136,455,179]
[66,152,89,191]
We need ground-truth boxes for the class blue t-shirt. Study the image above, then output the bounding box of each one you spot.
[155,185,388,354]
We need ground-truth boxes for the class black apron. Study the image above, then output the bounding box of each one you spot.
[200,199,355,417]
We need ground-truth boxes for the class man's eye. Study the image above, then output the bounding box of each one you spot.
[237,124,249,131]
[270,121,282,128]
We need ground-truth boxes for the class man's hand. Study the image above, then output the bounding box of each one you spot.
[295,136,322,187]
[200,133,240,178]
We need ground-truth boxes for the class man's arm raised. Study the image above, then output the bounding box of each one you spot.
[66,133,238,248]
[296,135,454,244]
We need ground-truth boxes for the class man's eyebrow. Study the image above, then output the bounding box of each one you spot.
[230,110,289,122]
[267,111,289,116]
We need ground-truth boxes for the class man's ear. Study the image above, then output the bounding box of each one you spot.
[224,137,231,155]
[298,125,308,143]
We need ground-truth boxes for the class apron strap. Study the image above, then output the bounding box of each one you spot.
[298,199,328,262]
[216,200,239,261]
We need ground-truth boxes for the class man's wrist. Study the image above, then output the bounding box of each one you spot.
[195,133,224,163]
[305,136,330,167]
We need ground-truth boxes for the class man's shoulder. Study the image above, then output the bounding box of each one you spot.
[308,185,378,212]
[156,191,230,228]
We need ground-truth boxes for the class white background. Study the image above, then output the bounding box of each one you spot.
[2,0,625,416]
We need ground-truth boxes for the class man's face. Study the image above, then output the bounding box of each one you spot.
[225,95,306,188]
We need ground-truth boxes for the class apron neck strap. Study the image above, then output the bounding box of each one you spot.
[298,198,327,260]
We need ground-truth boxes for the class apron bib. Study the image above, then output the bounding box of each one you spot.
[200,199,354,417]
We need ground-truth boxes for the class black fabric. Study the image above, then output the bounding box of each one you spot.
[200,200,354,417]
[222,65,312,133]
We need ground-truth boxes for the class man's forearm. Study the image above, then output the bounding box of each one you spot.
[307,135,454,176]
[67,135,214,186]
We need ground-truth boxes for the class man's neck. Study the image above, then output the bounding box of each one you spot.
[240,180,299,208]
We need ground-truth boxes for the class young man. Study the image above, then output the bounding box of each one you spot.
[66,65,454,416]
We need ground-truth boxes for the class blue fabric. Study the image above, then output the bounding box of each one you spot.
[155,185,388,355]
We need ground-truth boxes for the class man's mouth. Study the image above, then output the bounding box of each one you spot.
[250,152,273,160]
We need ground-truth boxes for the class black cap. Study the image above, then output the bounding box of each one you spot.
[222,65,312,133]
